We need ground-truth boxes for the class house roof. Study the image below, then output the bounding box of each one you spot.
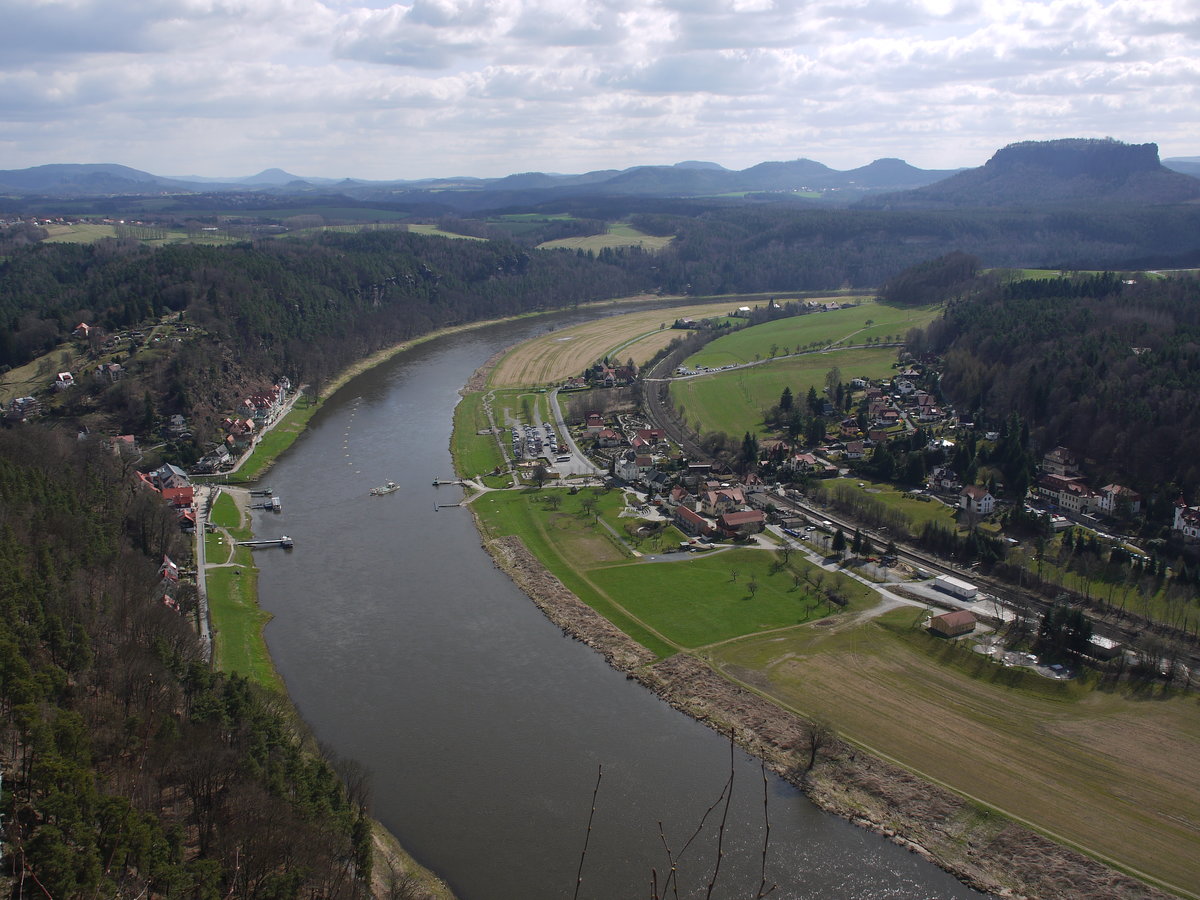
[719,510,765,527]
[930,609,976,629]
[961,485,991,500]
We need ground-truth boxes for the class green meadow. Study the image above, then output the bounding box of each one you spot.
[537,222,674,252]
[670,346,899,439]
[471,487,873,657]
[684,299,940,369]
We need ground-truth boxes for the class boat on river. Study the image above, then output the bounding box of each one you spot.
[370,481,399,496]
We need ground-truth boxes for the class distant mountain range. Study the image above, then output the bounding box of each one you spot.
[0,157,959,203]
[1,140,1197,210]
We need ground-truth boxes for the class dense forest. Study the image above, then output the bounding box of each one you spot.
[916,270,1200,502]
[0,428,375,898]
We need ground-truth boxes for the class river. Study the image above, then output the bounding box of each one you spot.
[254,309,986,900]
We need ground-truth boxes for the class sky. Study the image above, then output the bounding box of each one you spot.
[1,0,1197,181]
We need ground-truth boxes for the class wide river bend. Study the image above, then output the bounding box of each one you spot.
[255,308,986,900]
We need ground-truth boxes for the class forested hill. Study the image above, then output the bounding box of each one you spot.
[0,428,375,897]
[4,204,1200,444]
[917,271,1200,500]
[0,230,655,430]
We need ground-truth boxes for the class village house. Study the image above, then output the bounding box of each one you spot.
[5,398,38,422]
[718,509,766,538]
[107,434,139,457]
[673,505,711,537]
[596,427,624,448]
[1097,484,1142,516]
[839,418,863,439]
[616,451,654,483]
[161,485,195,510]
[928,609,976,638]
[959,484,995,517]
[148,463,190,490]
[867,428,891,444]
[158,555,180,583]
[701,486,745,517]
[665,484,695,510]
[96,362,124,383]
[789,452,838,478]
[1042,446,1080,477]
[53,372,74,391]
[844,440,865,460]
[584,412,605,435]
[1037,473,1097,514]
[73,322,91,339]
[1173,499,1200,542]
[928,465,961,492]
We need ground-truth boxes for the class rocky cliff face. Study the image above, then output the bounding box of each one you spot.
[985,138,1161,179]
[861,138,1200,208]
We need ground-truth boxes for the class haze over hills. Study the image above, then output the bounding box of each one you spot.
[1,139,1197,221]
[0,155,959,204]
[860,139,1200,209]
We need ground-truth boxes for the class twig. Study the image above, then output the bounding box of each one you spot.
[656,823,680,900]
[704,742,735,900]
[756,761,777,898]
[573,764,603,900]
[660,773,731,898]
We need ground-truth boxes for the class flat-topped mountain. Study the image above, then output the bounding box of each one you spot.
[860,138,1200,208]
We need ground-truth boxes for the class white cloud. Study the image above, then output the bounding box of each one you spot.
[0,0,1194,177]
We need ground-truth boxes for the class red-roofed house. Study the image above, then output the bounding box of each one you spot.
[159,555,180,583]
[161,485,195,509]
[929,610,976,638]
[1173,499,1200,541]
[597,427,624,448]
[674,505,711,537]
[717,509,765,537]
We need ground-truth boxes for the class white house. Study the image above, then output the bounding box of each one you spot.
[1174,500,1200,541]
[959,484,995,516]
[1097,484,1142,516]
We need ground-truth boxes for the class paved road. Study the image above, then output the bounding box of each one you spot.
[550,387,604,478]
[193,486,213,659]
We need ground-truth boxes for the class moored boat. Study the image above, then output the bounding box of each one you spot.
[371,481,399,496]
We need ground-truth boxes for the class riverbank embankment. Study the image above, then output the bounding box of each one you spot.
[476,531,1172,900]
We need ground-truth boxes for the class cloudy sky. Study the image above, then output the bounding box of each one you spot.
[2,0,1197,180]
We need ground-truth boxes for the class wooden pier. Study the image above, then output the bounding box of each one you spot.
[249,487,273,496]
[252,497,282,511]
[432,478,463,486]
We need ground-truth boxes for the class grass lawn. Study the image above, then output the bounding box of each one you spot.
[710,607,1200,894]
[42,223,119,243]
[813,477,960,535]
[206,563,280,690]
[209,490,242,528]
[684,299,938,369]
[670,346,900,439]
[472,488,874,656]
[451,392,506,479]
[407,224,487,241]
[536,222,673,252]
[588,548,872,649]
